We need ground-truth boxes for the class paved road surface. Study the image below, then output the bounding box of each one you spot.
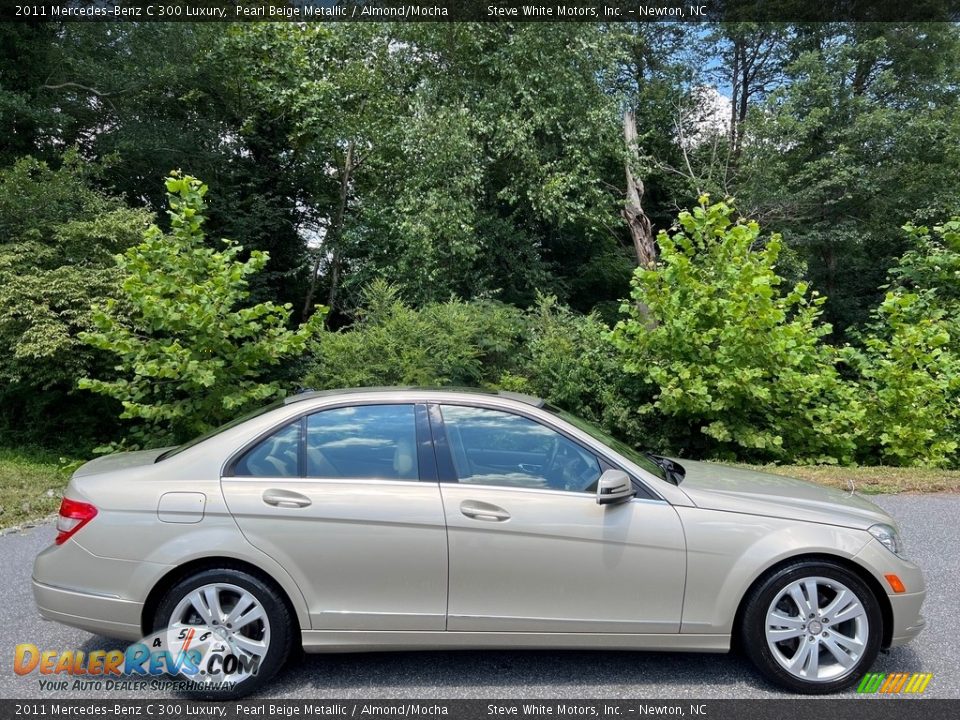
[0,495,956,699]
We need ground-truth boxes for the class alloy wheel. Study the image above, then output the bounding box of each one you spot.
[764,575,869,682]
[168,582,271,685]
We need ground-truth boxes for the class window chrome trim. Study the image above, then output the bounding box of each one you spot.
[222,401,424,481]
[427,400,661,501]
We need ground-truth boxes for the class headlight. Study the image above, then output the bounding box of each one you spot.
[869,523,905,557]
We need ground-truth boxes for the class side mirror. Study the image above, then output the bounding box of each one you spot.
[596,469,635,505]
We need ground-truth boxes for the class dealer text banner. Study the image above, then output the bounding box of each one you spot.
[2,701,960,720]
[2,1,958,23]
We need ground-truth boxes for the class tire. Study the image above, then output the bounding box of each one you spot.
[152,568,294,699]
[740,559,882,694]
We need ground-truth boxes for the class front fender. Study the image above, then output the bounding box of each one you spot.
[676,506,870,634]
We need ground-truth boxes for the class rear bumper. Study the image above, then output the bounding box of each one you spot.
[32,580,143,641]
[32,537,169,642]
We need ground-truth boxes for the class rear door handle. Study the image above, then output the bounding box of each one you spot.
[460,500,511,522]
[262,489,312,508]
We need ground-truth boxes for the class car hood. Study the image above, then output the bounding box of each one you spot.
[675,460,892,530]
[72,448,173,478]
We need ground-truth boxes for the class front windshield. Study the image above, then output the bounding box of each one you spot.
[547,405,669,482]
[156,399,286,461]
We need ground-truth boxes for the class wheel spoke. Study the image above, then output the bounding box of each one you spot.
[788,584,814,617]
[203,587,224,622]
[803,643,820,677]
[821,636,857,668]
[187,590,215,625]
[231,633,268,658]
[831,600,865,624]
[232,603,265,630]
[225,594,256,626]
[768,627,805,642]
[787,639,813,673]
[830,631,865,653]
[768,611,805,630]
[804,579,821,614]
[820,588,851,619]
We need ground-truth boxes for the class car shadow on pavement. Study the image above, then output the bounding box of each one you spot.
[263,649,782,698]
[71,636,925,699]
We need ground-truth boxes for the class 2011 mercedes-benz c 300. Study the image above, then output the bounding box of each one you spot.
[33,388,925,697]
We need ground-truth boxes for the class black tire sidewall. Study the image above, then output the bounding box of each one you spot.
[153,568,293,699]
[741,560,883,694]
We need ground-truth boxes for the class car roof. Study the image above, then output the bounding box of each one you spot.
[283,386,546,409]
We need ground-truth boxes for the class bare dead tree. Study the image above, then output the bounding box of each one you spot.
[621,109,657,269]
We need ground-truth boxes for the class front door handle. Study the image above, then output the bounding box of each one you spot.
[262,488,312,508]
[460,500,511,522]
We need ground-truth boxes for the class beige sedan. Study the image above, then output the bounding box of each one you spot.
[33,388,925,696]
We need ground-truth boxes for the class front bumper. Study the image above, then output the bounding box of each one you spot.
[888,591,926,646]
[853,538,926,647]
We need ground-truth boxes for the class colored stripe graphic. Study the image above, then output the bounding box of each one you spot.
[857,673,886,693]
[857,672,932,694]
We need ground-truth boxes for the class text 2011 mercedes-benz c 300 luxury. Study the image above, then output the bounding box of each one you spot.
[33,388,925,696]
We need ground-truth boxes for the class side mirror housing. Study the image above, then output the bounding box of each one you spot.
[596,469,635,505]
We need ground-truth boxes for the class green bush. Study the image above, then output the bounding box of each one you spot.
[0,154,151,451]
[499,295,650,447]
[302,280,525,390]
[843,218,960,467]
[844,291,960,467]
[79,173,326,446]
[611,198,859,463]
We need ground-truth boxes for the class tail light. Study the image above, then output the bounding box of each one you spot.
[55,498,98,545]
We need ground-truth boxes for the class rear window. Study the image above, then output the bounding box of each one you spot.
[156,399,286,462]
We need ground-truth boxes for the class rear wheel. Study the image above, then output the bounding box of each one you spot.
[741,560,882,694]
[153,568,293,699]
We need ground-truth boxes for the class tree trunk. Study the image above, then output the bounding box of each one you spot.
[621,109,657,269]
[302,140,355,324]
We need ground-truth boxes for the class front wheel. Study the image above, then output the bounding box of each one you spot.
[153,568,294,699]
[741,560,883,694]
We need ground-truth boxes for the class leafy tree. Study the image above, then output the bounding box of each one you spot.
[499,295,646,444]
[79,173,326,445]
[611,199,859,463]
[736,23,960,334]
[894,219,960,305]
[843,218,960,467]
[0,154,150,450]
[303,280,524,390]
[844,291,960,467]
[228,23,635,318]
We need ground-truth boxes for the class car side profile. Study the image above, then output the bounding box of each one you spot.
[33,388,925,697]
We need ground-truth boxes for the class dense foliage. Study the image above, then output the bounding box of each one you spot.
[612,200,859,463]
[0,154,151,450]
[1,22,959,467]
[303,280,524,390]
[78,174,325,445]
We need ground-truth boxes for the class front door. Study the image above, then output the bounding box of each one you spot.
[221,403,447,631]
[434,403,686,634]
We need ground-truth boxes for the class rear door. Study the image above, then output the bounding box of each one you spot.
[221,403,448,631]
[433,402,686,634]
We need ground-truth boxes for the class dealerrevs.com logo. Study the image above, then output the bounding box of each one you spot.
[13,625,259,692]
[857,672,934,694]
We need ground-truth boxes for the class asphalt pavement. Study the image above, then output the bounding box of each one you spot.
[0,494,956,699]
